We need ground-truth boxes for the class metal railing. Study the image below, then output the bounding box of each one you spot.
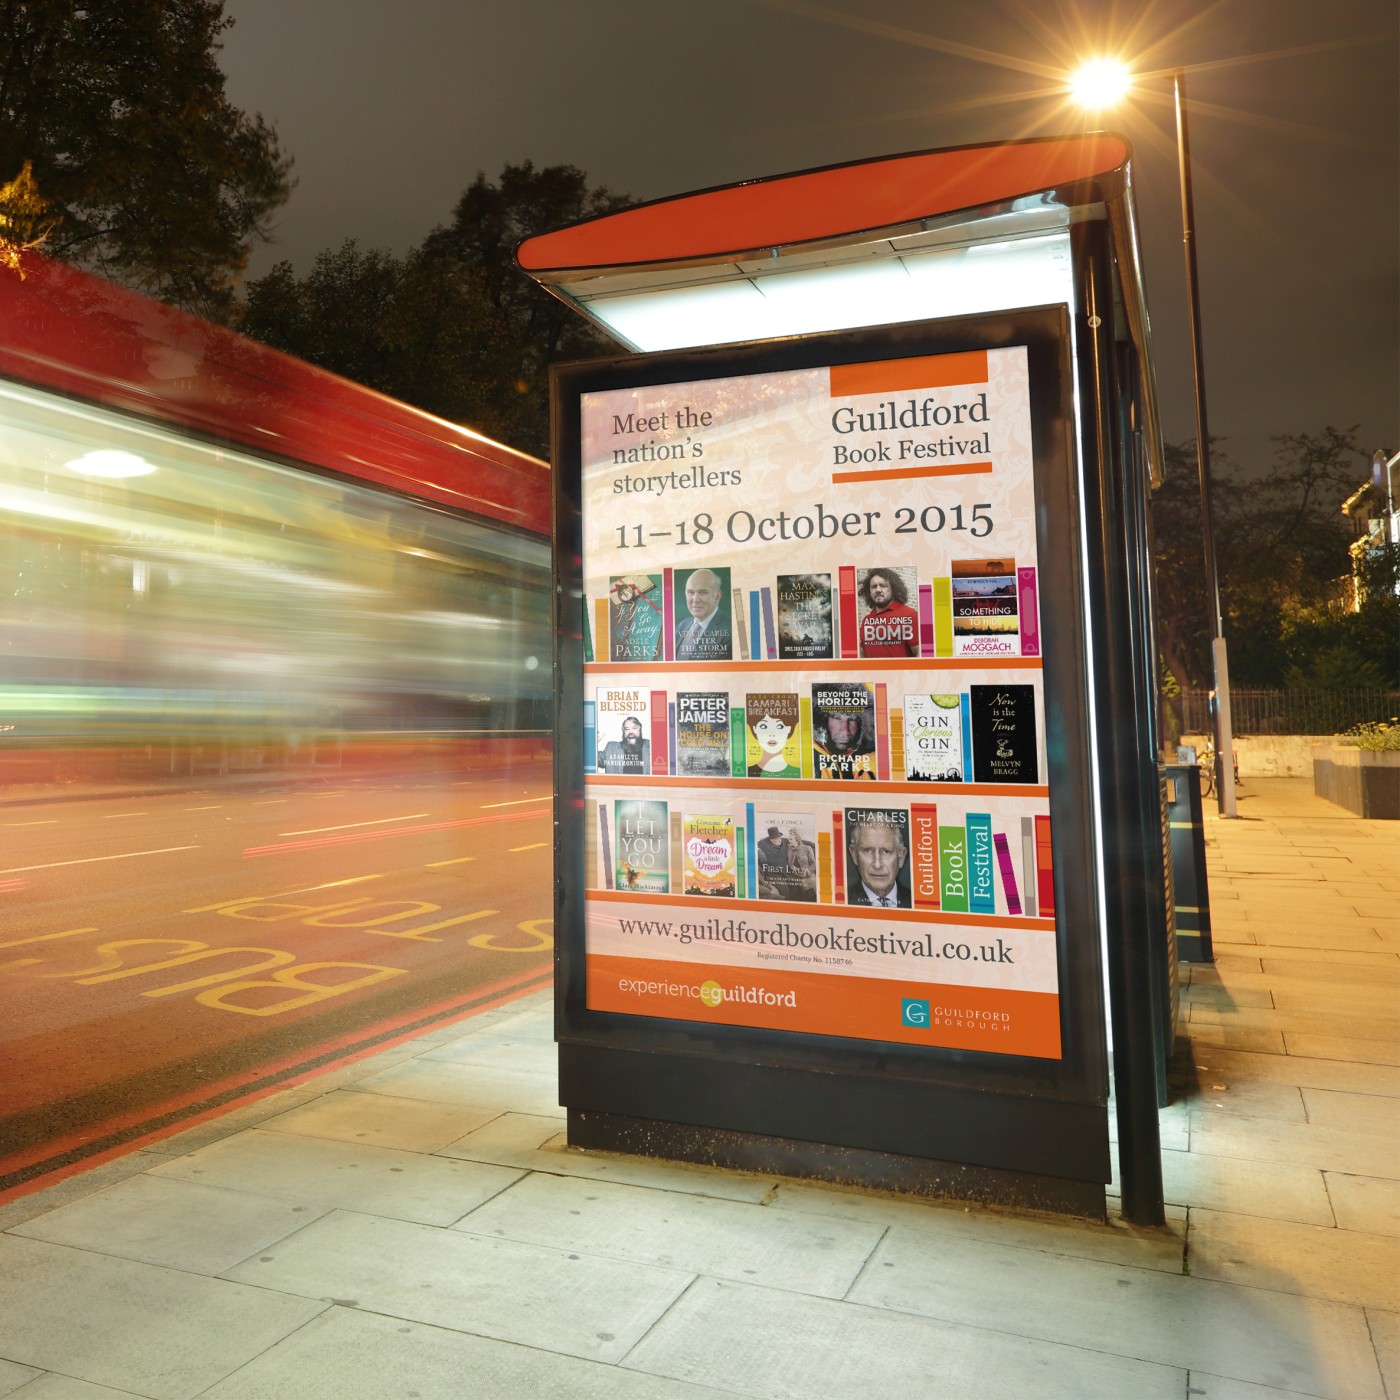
[1178,689,1400,736]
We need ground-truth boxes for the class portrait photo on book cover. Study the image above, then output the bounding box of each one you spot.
[856,565,919,658]
[844,806,911,909]
[674,565,733,661]
[754,810,818,903]
[812,681,877,780]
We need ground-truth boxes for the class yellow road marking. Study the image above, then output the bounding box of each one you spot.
[280,814,429,835]
[426,856,476,867]
[509,843,548,852]
[4,846,198,873]
[480,798,548,809]
[182,873,384,912]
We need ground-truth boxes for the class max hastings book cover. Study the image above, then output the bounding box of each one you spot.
[776,573,833,660]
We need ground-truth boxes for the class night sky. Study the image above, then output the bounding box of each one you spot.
[218,0,1397,477]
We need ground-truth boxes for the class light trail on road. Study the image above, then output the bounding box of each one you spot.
[2,844,201,873]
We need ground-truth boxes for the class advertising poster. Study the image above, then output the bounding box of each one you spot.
[579,346,1061,1059]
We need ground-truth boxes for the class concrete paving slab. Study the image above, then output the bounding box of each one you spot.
[7,1173,323,1275]
[453,1172,883,1298]
[1182,985,1278,1008]
[1182,1046,1400,1096]
[1369,1308,1400,1400]
[148,1128,524,1225]
[1182,1024,1288,1054]
[349,1059,564,1117]
[222,1209,690,1365]
[622,1276,1187,1400]
[1249,928,1388,952]
[1158,1148,1332,1225]
[763,1179,1188,1273]
[417,1032,556,1076]
[1181,1374,1353,1400]
[1186,1207,1400,1310]
[846,1224,1382,1398]
[0,1235,325,1400]
[256,1088,501,1152]
[1325,1172,1400,1237]
[1260,958,1400,984]
[436,1112,775,1203]
[1190,1110,1400,1179]
[1302,1087,1400,1133]
[0,1362,40,1398]
[0,1152,168,1233]
[4,1378,149,1399]
[1187,1006,1400,1042]
[198,1306,732,1400]
[1271,987,1400,1019]
[1183,1081,1306,1123]
[1253,943,1397,967]
[1284,1032,1400,1066]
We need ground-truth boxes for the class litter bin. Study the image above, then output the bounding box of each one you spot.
[1163,762,1214,963]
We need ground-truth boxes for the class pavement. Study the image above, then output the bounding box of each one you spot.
[0,776,1395,1400]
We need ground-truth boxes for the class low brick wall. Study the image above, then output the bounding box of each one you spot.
[1179,733,1345,779]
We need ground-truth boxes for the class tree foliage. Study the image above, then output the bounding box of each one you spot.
[0,0,292,319]
[1152,426,1394,691]
[239,163,628,458]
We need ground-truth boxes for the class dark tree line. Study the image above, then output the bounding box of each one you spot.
[0,0,292,320]
[1152,426,1398,692]
[240,164,629,460]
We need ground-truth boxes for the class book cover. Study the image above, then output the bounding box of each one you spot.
[776,573,834,660]
[903,693,965,782]
[993,831,1023,915]
[951,557,1020,658]
[674,566,733,662]
[843,807,912,908]
[939,824,969,913]
[752,809,818,903]
[966,812,995,914]
[744,692,802,777]
[811,681,877,780]
[910,802,940,911]
[595,687,651,775]
[970,684,1039,784]
[608,574,664,662]
[675,690,731,778]
[855,565,919,658]
[682,813,737,897]
[614,800,669,894]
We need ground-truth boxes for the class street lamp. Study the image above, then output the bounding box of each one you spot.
[1070,59,1238,817]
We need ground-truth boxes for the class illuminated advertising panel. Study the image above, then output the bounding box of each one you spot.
[575,342,1065,1059]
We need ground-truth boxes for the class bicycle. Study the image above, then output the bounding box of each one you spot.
[1198,738,1240,798]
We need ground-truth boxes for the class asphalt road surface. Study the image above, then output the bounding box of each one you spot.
[0,761,554,1197]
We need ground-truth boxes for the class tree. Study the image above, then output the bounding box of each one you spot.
[240,163,628,457]
[1152,426,1377,691]
[0,0,292,319]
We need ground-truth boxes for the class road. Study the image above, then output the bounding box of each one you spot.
[0,762,554,1196]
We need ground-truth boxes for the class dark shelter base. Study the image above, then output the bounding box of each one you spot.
[568,1108,1108,1221]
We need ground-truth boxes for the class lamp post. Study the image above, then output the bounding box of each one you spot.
[1071,61,1237,816]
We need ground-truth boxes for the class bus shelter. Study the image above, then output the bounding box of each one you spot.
[518,134,1173,1223]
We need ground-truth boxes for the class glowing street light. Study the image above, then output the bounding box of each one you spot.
[1069,59,1238,817]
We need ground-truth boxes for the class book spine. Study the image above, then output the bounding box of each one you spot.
[663,568,675,661]
[734,588,750,660]
[760,586,777,659]
[939,824,969,913]
[1035,814,1055,917]
[890,709,905,780]
[731,706,746,778]
[745,802,756,898]
[583,700,596,775]
[668,702,677,775]
[799,695,813,779]
[993,832,1022,915]
[736,824,747,899]
[594,600,608,665]
[918,582,935,657]
[651,690,668,775]
[838,566,858,658]
[959,692,973,781]
[910,802,940,911]
[875,682,890,780]
[670,808,684,889]
[583,597,594,663]
[966,812,995,914]
[599,804,614,891]
[1018,566,1041,657]
[1021,815,1038,917]
[749,589,762,662]
[817,830,833,905]
[933,576,953,657]
[833,809,846,903]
